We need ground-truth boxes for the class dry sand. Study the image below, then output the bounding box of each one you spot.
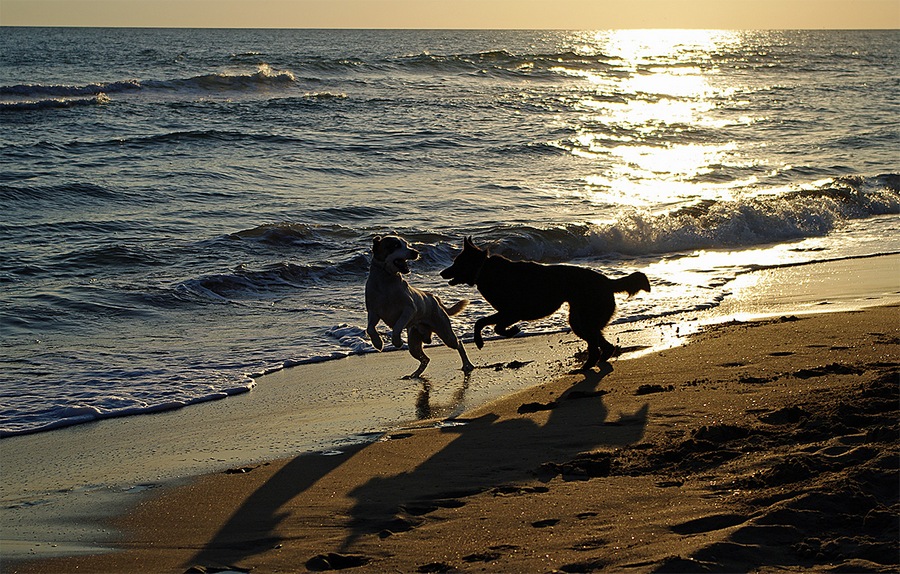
[3,255,899,573]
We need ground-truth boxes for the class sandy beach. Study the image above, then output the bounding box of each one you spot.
[3,254,899,573]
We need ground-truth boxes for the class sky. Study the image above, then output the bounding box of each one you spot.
[1,0,898,29]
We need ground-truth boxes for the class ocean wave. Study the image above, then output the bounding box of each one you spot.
[209,174,899,288]
[104,129,300,149]
[478,174,900,262]
[397,50,612,79]
[1,80,139,98]
[0,93,110,112]
[175,223,461,302]
[174,254,370,302]
[0,181,117,203]
[14,290,151,322]
[227,223,455,259]
[0,64,296,104]
[49,244,164,269]
[229,222,363,247]
[148,64,296,92]
[0,382,254,438]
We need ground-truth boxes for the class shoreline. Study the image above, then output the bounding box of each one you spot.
[3,251,897,441]
[4,251,897,442]
[2,253,898,569]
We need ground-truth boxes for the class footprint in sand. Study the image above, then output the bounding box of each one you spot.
[462,551,502,562]
[305,552,370,571]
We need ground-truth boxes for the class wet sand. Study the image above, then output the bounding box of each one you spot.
[3,254,899,573]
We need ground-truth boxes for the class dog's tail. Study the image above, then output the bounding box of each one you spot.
[609,272,651,296]
[442,299,469,316]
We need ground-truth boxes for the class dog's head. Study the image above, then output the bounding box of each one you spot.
[440,236,488,286]
[372,235,419,275]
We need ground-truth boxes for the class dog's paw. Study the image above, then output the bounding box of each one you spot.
[367,328,384,351]
[496,325,521,338]
[599,346,618,363]
[392,338,405,349]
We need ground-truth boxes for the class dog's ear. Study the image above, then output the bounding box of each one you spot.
[464,236,483,253]
[372,235,382,250]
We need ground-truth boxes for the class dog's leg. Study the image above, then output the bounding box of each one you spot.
[474,313,521,349]
[366,311,384,351]
[598,334,617,363]
[582,345,601,371]
[406,328,429,378]
[473,314,500,349]
[568,306,608,370]
[391,308,415,349]
[457,345,475,373]
[576,335,616,370]
[435,313,475,372]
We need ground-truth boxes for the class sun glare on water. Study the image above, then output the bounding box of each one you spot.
[557,30,753,210]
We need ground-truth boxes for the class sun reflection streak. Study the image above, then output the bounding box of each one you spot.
[597,29,740,65]
[641,246,814,292]
[554,30,754,210]
[576,139,764,208]
[611,143,737,176]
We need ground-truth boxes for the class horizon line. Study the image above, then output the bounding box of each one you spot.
[2,25,898,31]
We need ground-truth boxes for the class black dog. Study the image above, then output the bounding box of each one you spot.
[440,237,651,370]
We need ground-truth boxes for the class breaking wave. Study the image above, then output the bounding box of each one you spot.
[0,93,110,111]
[0,64,296,104]
[470,175,900,263]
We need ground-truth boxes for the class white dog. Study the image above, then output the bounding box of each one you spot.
[365,235,474,378]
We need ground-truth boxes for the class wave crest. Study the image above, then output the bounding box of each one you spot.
[484,175,900,261]
[230,222,361,247]
[174,254,370,302]
[0,64,296,104]
[0,93,110,112]
[1,80,139,98]
[398,50,612,78]
[157,64,296,92]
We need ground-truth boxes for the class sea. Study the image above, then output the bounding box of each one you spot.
[1,28,898,438]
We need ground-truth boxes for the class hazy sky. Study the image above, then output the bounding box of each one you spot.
[2,0,898,29]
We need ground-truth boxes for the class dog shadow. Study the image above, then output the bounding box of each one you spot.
[186,364,648,569]
[340,363,648,550]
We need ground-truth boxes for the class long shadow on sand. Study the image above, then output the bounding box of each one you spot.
[187,363,648,569]
[185,441,370,571]
[340,364,648,551]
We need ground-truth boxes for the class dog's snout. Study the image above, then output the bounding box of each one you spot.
[410,249,420,260]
